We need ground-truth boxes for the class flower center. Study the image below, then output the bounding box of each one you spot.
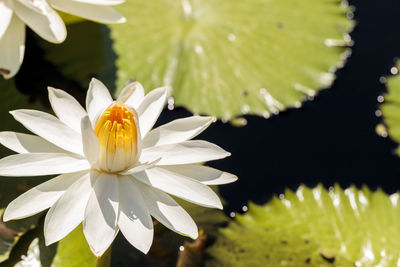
[94,103,139,172]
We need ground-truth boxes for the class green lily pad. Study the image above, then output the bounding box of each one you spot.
[207,185,400,266]
[37,21,117,93]
[111,0,354,119]
[207,223,353,267]
[380,62,400,154]
[52,225,99,267]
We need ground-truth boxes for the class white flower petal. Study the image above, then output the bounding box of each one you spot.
[117,81,145,110]
[140,140,231,165]
[85,78,113,125]
[48,87,87,133]
[83,173,119,256]
[137,87,168,137]
[121,158,160,175]
[0,132,67,154]
[133,180,198,239]
[10,109,83,155]
[44,171,94,245]
[0,0,13,38]
[3,171,87,221]
[14,0,66,43]
[71,0,124,5]
[161,165,237,185]
[118,176,153,254]
[48,0,125,24]
[0,153,90,176]
[81,116,99,166]
[133,167,223,209]
[142,116,214,148]
[0,14,25,79]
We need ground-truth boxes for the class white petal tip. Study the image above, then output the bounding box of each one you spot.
[3,208,15,222]
[44,239,54,247]
[54,32,67,44]
[136,244,152,254]
[189,230,199,240]
[2,215,11,222]
[228,174,238,183]
[153,86,169,97]
[43,231,60,246]
[91,246,108,257]
[47,86,56,92]
[90,77,101,84]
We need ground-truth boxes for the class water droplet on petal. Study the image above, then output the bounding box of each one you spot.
[391,66,398,75]
[377,95,384,103]
[242,205,248,212]
[229,212,236,218]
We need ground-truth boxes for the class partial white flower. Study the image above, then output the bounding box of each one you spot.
[14,238,41,267]
[0,0,125,79]
[0,78,237,256]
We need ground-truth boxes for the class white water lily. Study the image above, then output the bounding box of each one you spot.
[0,0,125,79]
[0,78,236,256]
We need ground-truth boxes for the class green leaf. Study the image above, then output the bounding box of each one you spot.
[207,185,400,266]
[111,0,354,119]
[380,62,400,153]
[37,21,117,92]
[52,225,99,267]
[207,223,353,267]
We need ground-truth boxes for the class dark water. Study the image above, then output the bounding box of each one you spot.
[156,0,400,213]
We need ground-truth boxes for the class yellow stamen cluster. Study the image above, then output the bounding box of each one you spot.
[95,103,139,172]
